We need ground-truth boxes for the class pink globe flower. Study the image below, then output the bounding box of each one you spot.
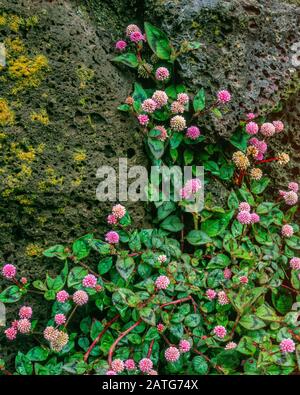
[155,67,170,81]
[115,40,127,51]
[142,98,157,113]
[155,275,170,290]
[223,268,232,280]
[225,341,237,350]
[255,152,264,160]
[2,264,16,279]
[181,178,202,199]
[43,326,59,342]
[257,140,268,154]
[5,327,17,341]
[56,290,69,303]
[152,90,168,108]
[157,254,167,264]
[179,339,191,353]
[107,214,118,225]
[170,115,186,131]
[157,323,165,332]
[148,369,158,375]
[130,31,145,43]
[17,319,31,334]
[218,291,229,305]
[111,359,125,373]
[165,346,180,362]
[288,182,299,193]
[239,202,251,212]
[273,120,284,133]
[106,370,117,375]
[177,93,189,105]
[281,224,294,238]
[171,101,185,114]
[11,320,18,329]
[105,231,119,244]
[19,306,32,320]
[250,213,260,224]
[237,210,252,224]
[206,289,217,300]
[124,359,136,370]
[290,257,300,270]
[283,191,298,206]
[73,290,89,306]
[246,122,259,135]
[154,125,168,142]
[246,113,256,120]
[239,276,249,284]
[249,137,259,147]
[126,24,141,37]
[54,314,66,326]
[137,114,149,126]
[139,358,153,372]
[20,277,27,285]
[217,90,231,103]
[112,204,126,219]
[260,122,275,137]
[186,125,201,140]
[280,339,295,353]
[82,274,97,288]
[213,325,227,339]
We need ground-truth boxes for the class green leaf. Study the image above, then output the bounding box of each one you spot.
[15,352,33,375]
[230,129,250,151]
[72,234,93,260]
[207,254,230,269]
[184,314,201,328]
[132,82,148,111]
[147,137,165,159]
[227,190,239,210]
[170,132,183,149]
[201,211,234,237]
[98,257,113,275]
[140,307,156,326]
[117,104,131,112]
[144,22,172,60]
[67,266,88,287]
[160,215,184,232]
[116,256,135,280]
[27,347,49,362]
[157,201,176,221]
[43,245,67,260]
[113,52,138,67]
[184,149,194,165]
[186,230,212,246]
[0,285,22,303]
[193,88,205,112]
[256,303,281,322]
[192,356,208,374]
[272,291,293,315]
[237,336,256,356]
[239,314,266,330]
[250,177,270,194]
[286,236,300,250]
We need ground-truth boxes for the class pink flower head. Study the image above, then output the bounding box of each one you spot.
[142,98,157,113]
[281,224,294,238]
[126,24,141,37]
[105,231,119,244]
[11,320,19,329]
[124,359,136,370]
[181,178,202,200]
[112,204,126,219]
[246,122,259,135]
[206,289,217,300]
[20,277,27,285]
[223,268,232,280]
[249,137,259,147]
[177,93,189,105]
[17,318,31,334]
[111,359,125,373]
[155,275,170,290]
[148,369,158,375]
[139,358,153,373]
[106,370,117,375]
[73,290,89,306]
[283,191,298,206]
[225,341,237,350]
[280,339,295,353]
[239,276,248,284]
[56,290,69,303]
[138,114,149,126]
[95,284,102,292]
[157,323,165,332]
[152,90,168,108]
[157,254,167,264]
[54,314,66,326]
[213,325,227,339]
[218,291,229,305]
[179,339,191,353]
[19,306,32,320]
[255,152,264,161]
[290,257,300,270]
[130,31,145,43]
[107,214,118,225]
[237,210,252,225]
[170,115,186,131]
[155,67,170,81]
[115,40,127,51]
[2,264,16,279]
[165,346,180,362]
[260,122,275,137]
[43,326,59,342]
[154,125,168,142]
[257,140,268,154]
[82,274,97,288]
[239,202,251,212]
[171,101,185,114]
[217,90,231,103]
[250,213,260,224]
[273,120,284,133]
[288,182,299,193]
[186,125,201,140]
[246,113,256,121]
[5,327,17,341]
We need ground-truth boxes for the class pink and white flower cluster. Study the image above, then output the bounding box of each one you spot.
[180,178,202,200]
[236,202,260,225]
[279,182,299,206]
[107,357,157,375]
[4,305,33,341]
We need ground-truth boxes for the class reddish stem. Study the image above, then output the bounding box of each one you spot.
[160,296,192,308]
[147,340,155,358]
[193,349,224,374]
[84,314,120,363]
[255,157,278,164]
[108,319,142,366]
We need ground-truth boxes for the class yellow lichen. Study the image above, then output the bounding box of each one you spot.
[17,150,36,162]
[73,150,86,162]
[17,195,32,205]
[76,64,94,88]
[30,109,49,125]
[0,98,14,126]
[0,15,7,26]
[5,37,25,56]
[71,178,82,187]
[8,15,22,32]
[25,244,44,257]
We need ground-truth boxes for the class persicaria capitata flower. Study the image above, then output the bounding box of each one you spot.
[17,319,31,334]
[288,182,299,193]
[126,24,141,37]
[152,90,168,108]
[246,122,259,135]
[186,125,201,140]
[177,93,189,105]
[290,257,300,270]
[44,326,59,342]
[105,231,119,244]
[157,323,165,332]
[82,274,97,288]
[273,120,284,133]
[223,268,232,279]
[155,275,170,290]
[246,113,256,120]
[281,224,294,238]
[206,289,217,300]
[277,152,290,165]
[157,254,167,263]
[217,90,231,103]
[107,214,118,225]
[237,210,252,224]
[165,346,180,362]
[239,275,249,284]
[280,339,295,353]
[56,290,69,303]
[54,313,66,326]
[2,264,16,279]
[111,359,125,373]
[5,327,17,341]
[20,277,27,285]
[106,370,117,375]
[232,151,250,170]
[50,331,69,352]
[250,168,263,181]
[115,40,127,51]
[148,369,158,375]
[125,96,134,105]
[19,306,32,320]
[130,31,145,43]
[73,290,89,306]
[218,291,229,305]
[155,67,169,81]
[139,358,153,372]
[283,191,298,206]
[225,341,237,350]
[179,339,191,353]
[124,359,136,370]
[154,125,168,141]
[112,204,126,219]
[142,98,157,113]
[239,202,250,212]
[137,114,149,126]
[213,325,227,338]
[246,145,259,158]
[250,213,260,224]
[170,115,186,131]
[260,122,275,137]
[171,101,185,114]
